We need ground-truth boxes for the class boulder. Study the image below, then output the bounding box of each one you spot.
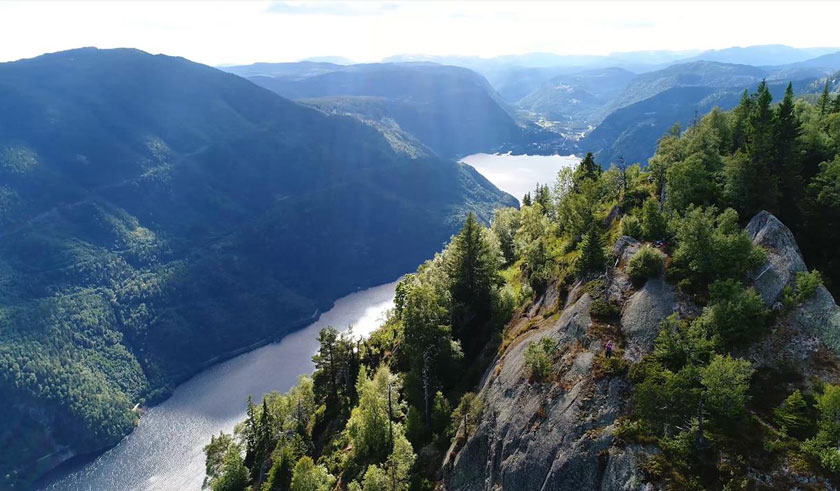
[746,211,807,305]
[620,279,676,362]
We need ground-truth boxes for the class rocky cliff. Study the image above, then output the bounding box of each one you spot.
[443,212,840,490]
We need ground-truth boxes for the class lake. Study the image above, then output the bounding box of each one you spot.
[461,153,580,203]
[40,281,398,491]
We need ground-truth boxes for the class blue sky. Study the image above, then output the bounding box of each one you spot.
[1,1,839,65]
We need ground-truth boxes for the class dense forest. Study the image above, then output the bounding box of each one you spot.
[0,48,516,488]
[204,79,840,490]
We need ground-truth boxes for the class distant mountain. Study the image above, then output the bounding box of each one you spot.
[685,44,839,66]
[584,79,811,165]
[222,62,523,158]
[517,67,637,127]
[301,55,355,65]
[0,48,515,486]
[606,61,767,112]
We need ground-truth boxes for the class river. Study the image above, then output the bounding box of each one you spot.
[40,281,398,491]
[461,153,580,204]
[40,153,576,490]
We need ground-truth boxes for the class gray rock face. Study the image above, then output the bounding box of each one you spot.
[746,211,807,305]
[747,211,840,355]
[444,292,653,491]
[621,279,676,362]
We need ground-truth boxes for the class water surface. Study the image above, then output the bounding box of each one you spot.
[41,281,397,491]
[462,153,580,203]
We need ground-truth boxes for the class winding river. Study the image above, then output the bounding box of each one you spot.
[39,153,577,490]
[40,281,398,491]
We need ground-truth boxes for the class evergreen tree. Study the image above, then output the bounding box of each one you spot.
[774,82,803,223]
[832,93,840,114]
[730,89,752,151]
[573,152,601,189]
[819,79,831,116]
[575,226,606,277]
[747,80,779,211]
[521,192,532,206]
[447,212,502,353]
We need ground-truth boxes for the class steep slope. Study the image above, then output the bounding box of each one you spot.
[0,48,515,486]
[222,62,524,158]
[444,213,840,490]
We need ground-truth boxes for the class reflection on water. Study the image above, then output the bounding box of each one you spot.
[462,153,580,204]
[41,281,397,491]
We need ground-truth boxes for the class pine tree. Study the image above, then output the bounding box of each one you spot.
[573,152,601,189]
[448,212,501,352]
[731,89,752,151]
[521,192,532,206]
[775,82,803,222]
[832,93,840,114]
[747,80,779,211]
[575,226,606,277]
[819,79,831,116]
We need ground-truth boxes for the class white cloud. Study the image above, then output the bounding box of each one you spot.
[0,1,838,66]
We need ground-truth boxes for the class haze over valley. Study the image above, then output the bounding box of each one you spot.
[3,2,840,490]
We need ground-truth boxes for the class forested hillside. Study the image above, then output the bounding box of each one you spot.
[222,62,524,158]
[204,80,840,490]
[0,48,515,487]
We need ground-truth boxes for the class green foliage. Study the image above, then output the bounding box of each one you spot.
[795,270,823,303]
[347,366,402,463]
[694,280,767,347]
[491,207,521,265]
[524,338,557,381]
[774,390,812,439]
[575,226,606,277]
[627,247,665,283]
[640,197,668,240]
[211,447,249,491]
[671,206,764,289]
[358,432,415,491]
[700,354,754,425]
[619,214,642,239]
[290,456,334,491]
[451,392,483,440]
[204,432,239,489]
[803,384,840,473]
[447,212,504,353]
[589,298,620,319]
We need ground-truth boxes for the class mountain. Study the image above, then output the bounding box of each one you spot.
[222,62,524,158]
[606,60,767,112]
[685,44,839,66]
[517,67,637,128]
[0,47,515,487]
[583,78,807,165]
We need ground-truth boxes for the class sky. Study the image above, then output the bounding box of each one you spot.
[1,0,839,66]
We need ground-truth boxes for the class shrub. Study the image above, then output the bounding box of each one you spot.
[595,351,629,378]
[589,298,620,319]
[627,246,665,283]
[774,390,813,440]
[620,215,643,239]
[796,270,822,302]
[640,197,668,240]
[524,338,557,381]
[695,280,767,346]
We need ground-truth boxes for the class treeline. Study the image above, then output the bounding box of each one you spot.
[204,79,840,490]
[203,212,512,490]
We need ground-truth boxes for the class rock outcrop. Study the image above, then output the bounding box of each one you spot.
[443,233,675,490]
[620,279,676,362]
[444,212,840,490]
[747,211,840,354]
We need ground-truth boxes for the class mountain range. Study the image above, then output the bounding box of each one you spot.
[0,47,515,486]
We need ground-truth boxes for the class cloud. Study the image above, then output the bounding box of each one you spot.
[266,1,398,16]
